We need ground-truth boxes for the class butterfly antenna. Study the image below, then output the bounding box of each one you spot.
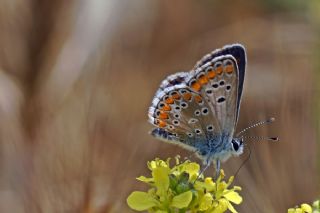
[234,142,251,179]
[236,117,275,137]
[243,135,279,142]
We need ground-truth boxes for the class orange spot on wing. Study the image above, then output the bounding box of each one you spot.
[194,95,203,103]
[191,81,201,91]
[183,93,192,101]
[165,97,174,104]
[161,104,171,111]
[158,120,167,128]
[171,93,181,100]
[216,66,223,75]
[225,65,234,73]
[159,111,169,119]
[207,70,216,79]
[198,75,208,85]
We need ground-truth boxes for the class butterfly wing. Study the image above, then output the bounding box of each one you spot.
[149,73,216,153]
[148,44,246,160]
[194,44,246,122]
[188,54,241,141]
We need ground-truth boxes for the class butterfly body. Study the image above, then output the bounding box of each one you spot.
[149,44,247,173]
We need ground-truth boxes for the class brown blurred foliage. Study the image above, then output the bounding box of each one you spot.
[0,0,319,212]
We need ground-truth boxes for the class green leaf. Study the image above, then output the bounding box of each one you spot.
[313,200,320,209]
[223,190,242,205]
[127,191,158,211]
[171,191,193,208]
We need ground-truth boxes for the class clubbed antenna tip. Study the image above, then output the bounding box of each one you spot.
[269,137,279,141]
[267,117,275,123]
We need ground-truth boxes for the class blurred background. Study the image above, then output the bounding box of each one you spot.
[0,0,319,212]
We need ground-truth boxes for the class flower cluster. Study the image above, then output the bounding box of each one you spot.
[127,156,242,213]
[288,200,320,213]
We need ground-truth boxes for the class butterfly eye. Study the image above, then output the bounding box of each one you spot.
[232,140,240,151]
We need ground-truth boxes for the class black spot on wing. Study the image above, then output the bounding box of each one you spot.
[168,76,185,87]
[217,97,226,103]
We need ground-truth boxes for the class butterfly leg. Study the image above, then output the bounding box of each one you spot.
[215,160,221,180]
[194,159,211,182]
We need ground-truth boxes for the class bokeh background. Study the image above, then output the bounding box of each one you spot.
[0,0,320,212]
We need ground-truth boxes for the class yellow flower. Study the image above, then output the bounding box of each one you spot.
[127,156,243,213]
[288,203,312,213]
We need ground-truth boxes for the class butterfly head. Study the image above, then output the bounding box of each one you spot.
[231,138,244,156]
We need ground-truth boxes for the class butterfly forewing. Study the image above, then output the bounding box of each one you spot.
[194,44,246,122]
[189,55,239,138]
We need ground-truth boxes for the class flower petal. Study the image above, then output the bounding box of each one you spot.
[136,176,154,183]
[184,162,200,179]
[171,191,193,208]
[301,204,312,213]
[223,190,242,204]
[127,191,158,211]
[287,208,295,213]
[199,193,213,211]
[153,166,170,195]
[227,201,238,213]
[211,198,228,213]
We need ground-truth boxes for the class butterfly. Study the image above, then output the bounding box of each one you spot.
[148,44,247,176]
